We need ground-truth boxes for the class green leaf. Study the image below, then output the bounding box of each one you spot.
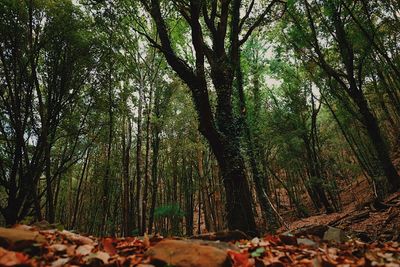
[250,247,265,257]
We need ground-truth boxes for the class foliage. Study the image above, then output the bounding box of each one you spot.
[154,204,185,220]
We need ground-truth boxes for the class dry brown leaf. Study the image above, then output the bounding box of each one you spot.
[143,233,150,248]
[50,243,68,252]
[60,230,95,245]
[51,257,71,267]
[102,237,117,255]
[84,251,111,264]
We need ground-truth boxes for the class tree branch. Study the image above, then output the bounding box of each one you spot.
[239,0,284,46]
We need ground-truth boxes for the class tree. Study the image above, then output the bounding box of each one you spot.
[285,0,400,193]
[137,0,284,235]
[0,0,94,225]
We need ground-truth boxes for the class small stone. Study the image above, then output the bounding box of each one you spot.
[146,239,231,267]
[323,227,346,243]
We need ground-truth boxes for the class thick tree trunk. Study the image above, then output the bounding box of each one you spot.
[216,147,258,236]
[2,203,18,226]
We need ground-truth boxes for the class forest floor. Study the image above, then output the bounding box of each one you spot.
[276,178,400,243]
[0,182,400,266]
[0,220,399,266]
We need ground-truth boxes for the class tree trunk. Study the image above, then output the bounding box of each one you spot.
[236,56,278,230]
[184,163,194,236]
[45,139,55,223]
[71,150,90,229]
[122,117,132,236]
[143,0,259,235]
[216,147,258,236]
[148,129,160,234]
[351,89,400,192]
[136,84,143,234]
[330,4,400,193]
[142,89,152,233]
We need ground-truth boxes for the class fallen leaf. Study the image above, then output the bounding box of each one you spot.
[228,250,251,267]
[0,247,29,266]
[84,251,111,264]
[264,235,281,245]
[51,257,70,267]
[143,233,150,248]
[102,237,117,255]
[49,243,68,252]
[251,247,265,258]
[251,237,260,245]
[61,230,95,245]
[76,244,94,256]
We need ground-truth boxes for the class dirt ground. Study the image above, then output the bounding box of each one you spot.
[276,176,400,242]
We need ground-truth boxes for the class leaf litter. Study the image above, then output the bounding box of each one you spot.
[0,224,399,266]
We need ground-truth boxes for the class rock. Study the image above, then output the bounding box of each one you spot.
[297,238,318,248]
[323,227,346,243]
[146,239,231,267]
[0,227,46,249]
